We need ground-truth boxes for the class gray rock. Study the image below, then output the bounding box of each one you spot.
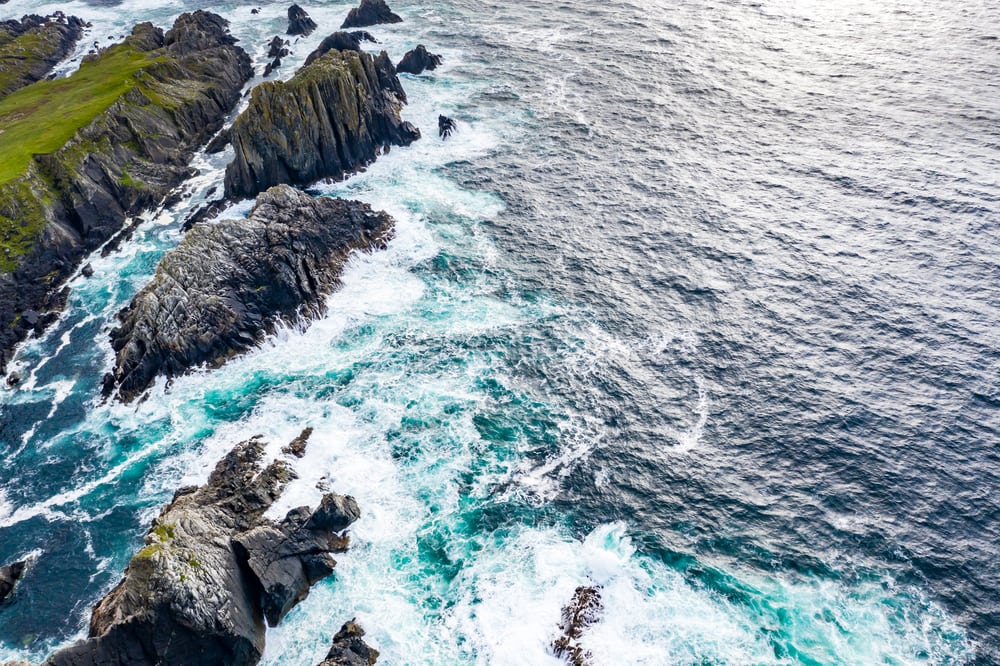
[396,45,442,75]
[224,48,419,200]
[317,620,379,665]
[287,4,317,36]
[107,185,395,402]
[340,0,402,29]
[41,433,359,666]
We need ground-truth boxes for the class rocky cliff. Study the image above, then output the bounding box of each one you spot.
[0,13,86,100]
[0,11,252,373]
[223,48,419,200]
[35,432,360,666]
[107,185,394,403]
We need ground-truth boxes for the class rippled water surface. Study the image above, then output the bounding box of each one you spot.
[1,0,998,663]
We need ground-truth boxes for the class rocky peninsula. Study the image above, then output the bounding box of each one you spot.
[0,13,86,100]
[0,11,252,373]
[106,186,395,402]
[24,432,365,665]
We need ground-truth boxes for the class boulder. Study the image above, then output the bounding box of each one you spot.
[340,0,402,29]
[223,49,419,200]
[303,31,377,63]
[205,127,232,154]
[395,45,441,75]
[263,56,281,77]
[41,432,359,666]
[317,620,379,665]
[0,13,87,100]
[0,560,26,602]
[287,4,318,36]
[107,186,395,402]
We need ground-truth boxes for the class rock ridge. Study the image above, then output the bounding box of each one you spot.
[107,185,395,402]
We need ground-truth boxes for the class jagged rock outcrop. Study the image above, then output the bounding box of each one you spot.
[395,45,441,75]
[317,620,379,666]
[340,0,402,29]
[438,115,457,139]
[552,586,603,666]
[287,4,318,36]
[267,35,290,58]
[205,127,232,154]
[0,11,253,373]
[303,31,377,64]
[223,48,418,200]
[107,185,394,402]
[263,56,282,77]
[40,432,360,666]
[0,560,27,602]
[0,13,86,99]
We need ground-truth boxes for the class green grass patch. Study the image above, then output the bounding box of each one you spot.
[0,43,161,185]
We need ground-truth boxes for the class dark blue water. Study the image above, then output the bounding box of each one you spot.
[1,0,998,663]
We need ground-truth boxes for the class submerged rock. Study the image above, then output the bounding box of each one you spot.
[223,48,419,200]
[552,586,603,666]
[438,115,457,139]
[396,45,441,75]
[0,560,26,602]
[287,4,318,36]
[107,185,394,402]
[41,433,359,666]
[0,13,87,100]
[340,0,402,29]
[0,11,253,373]
[317,620,380,665]
[304,30,377,63]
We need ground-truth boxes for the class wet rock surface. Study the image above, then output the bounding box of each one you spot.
[438,115,457,139]
[38,432,359,666]
[0,560,26,603]
[0,11,253,373]
[107,185,395,402]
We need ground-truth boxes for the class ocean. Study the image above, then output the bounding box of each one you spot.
[0,0,998,663]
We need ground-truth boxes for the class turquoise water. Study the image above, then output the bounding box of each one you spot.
[1,0,994,663]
